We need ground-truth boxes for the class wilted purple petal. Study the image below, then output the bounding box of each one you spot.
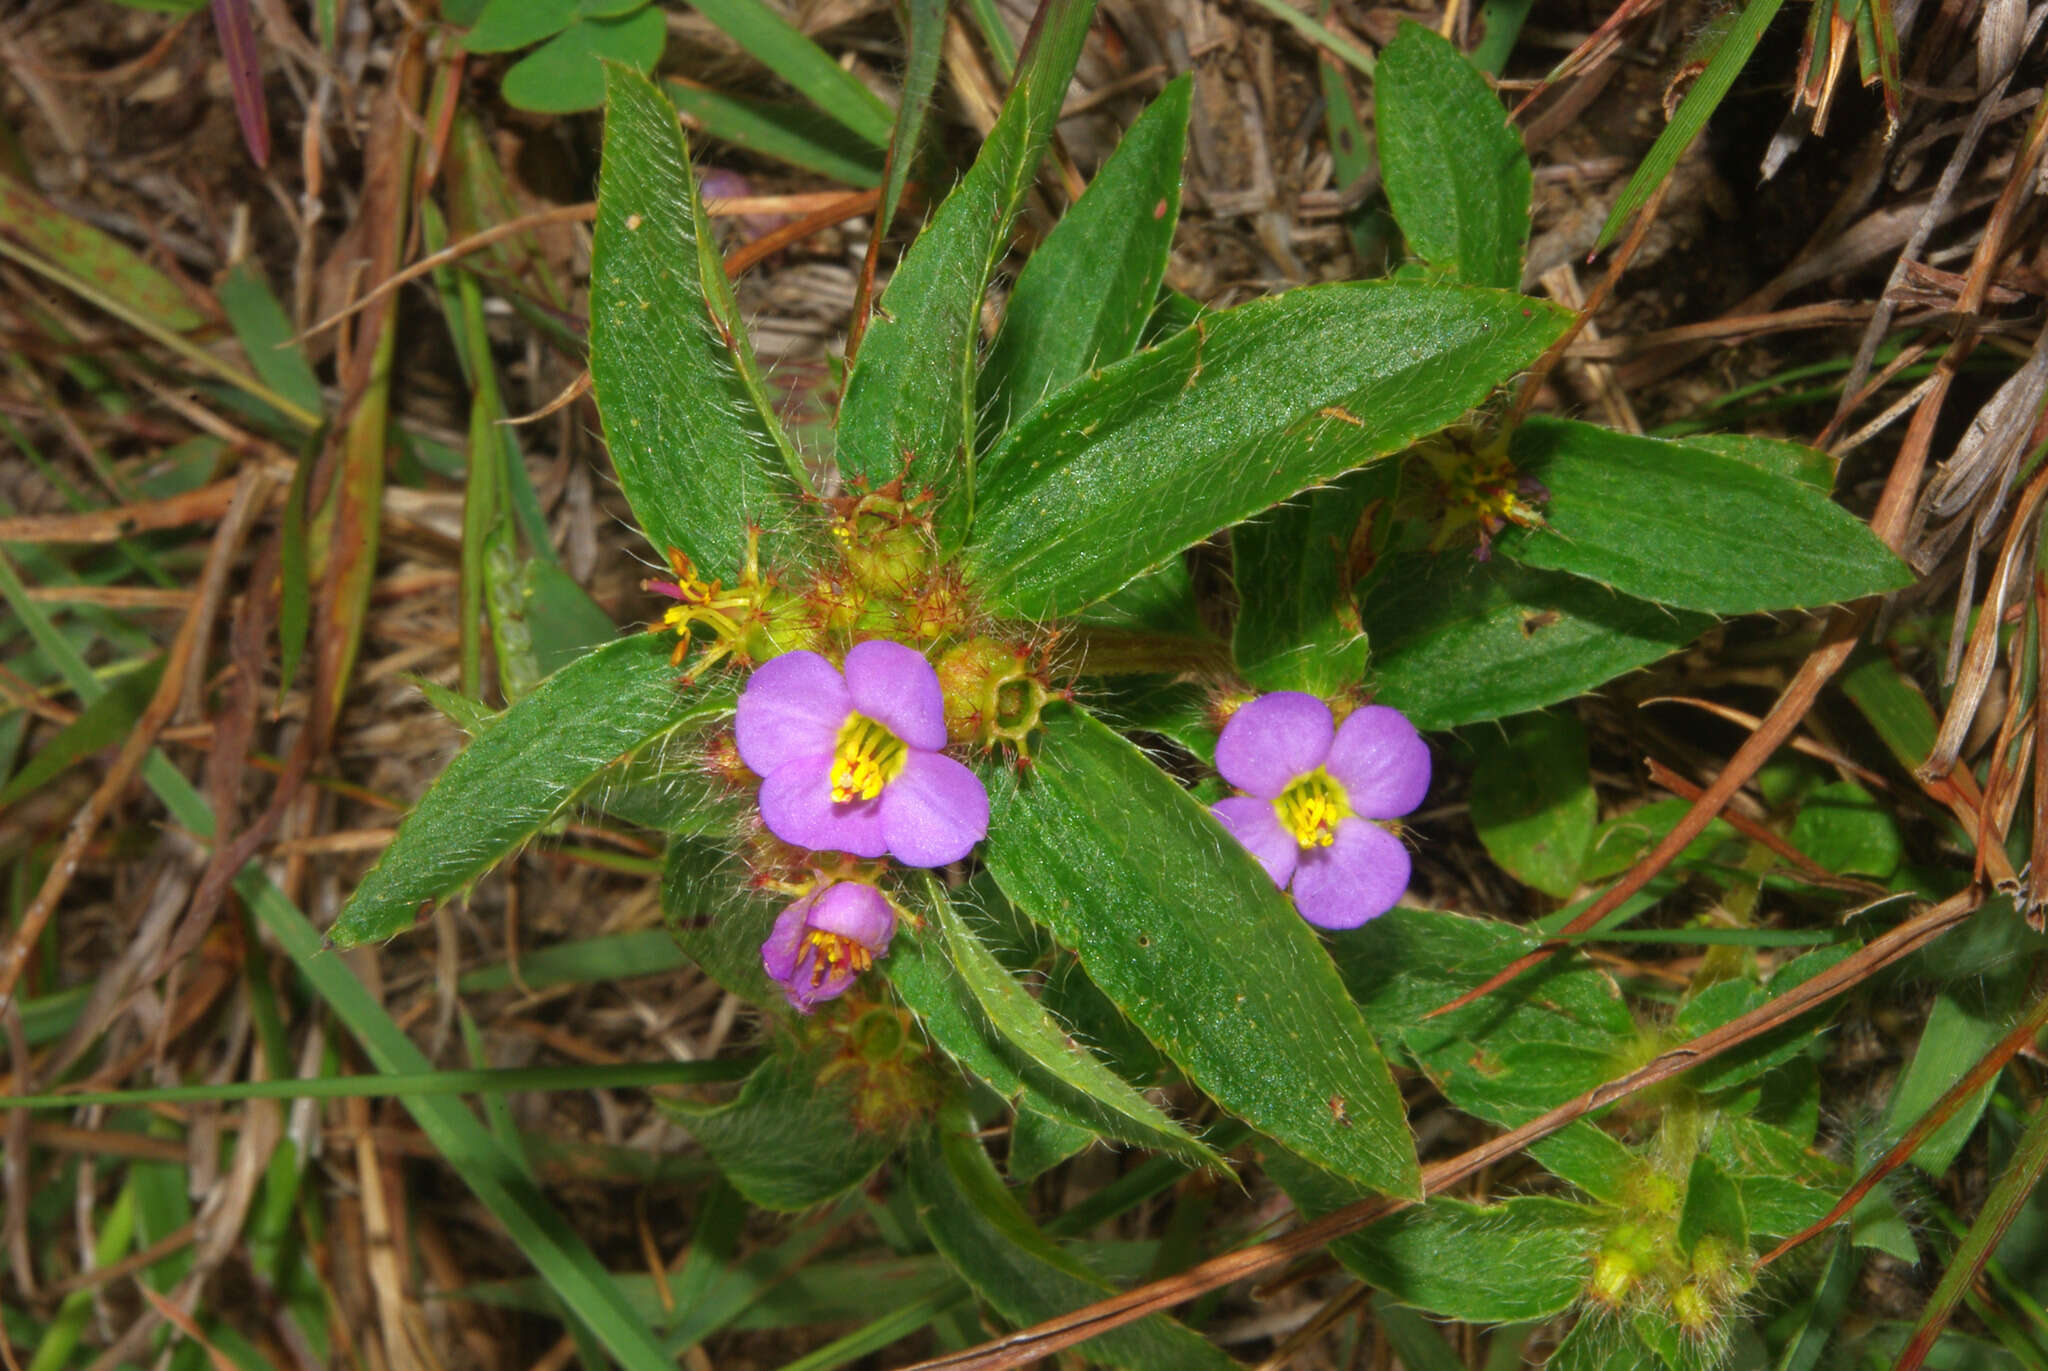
[736,651,850,776]
[1325,705,1430,820]
[760,893,820,983]
[879,750,988,867]
[1212,796,1299,889]
[782,941,860,1011]
[807,881,896,952]
[1214,692,1334,798]
[758,756,888,858]
[1290,819,1409,930]
[843,639,947,751]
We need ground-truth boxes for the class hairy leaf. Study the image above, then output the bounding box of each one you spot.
[332,637,728,947]
[1376,22,1531,288]
[590,65,808,582]
[1496,418,1912,614]
[967,283,1567,617]
[982,706,1420,1196]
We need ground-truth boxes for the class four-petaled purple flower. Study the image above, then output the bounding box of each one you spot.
[737,640,989,867]
[1210,693,1429,930]
[761,881,896,1012]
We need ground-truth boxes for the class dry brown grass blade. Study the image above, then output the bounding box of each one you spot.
[1924,459,2048,777]
[1507,173,1675,426]
[1640,695,1892,789]
[503,367,592,426]
[1956,92,2048,317]
[288,189,866,347]
[0,478,256,544]
[0,468,272,1012]
[1644,758,1885,894]
[898,888,1983,1371]
[2032,571,2048,919]
[1506,0,1660,122]
[723,188,884,280]
[1756,977,2048,1269]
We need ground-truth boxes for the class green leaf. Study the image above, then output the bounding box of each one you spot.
[876,0,947,235]
[666,1049,897,1211]
[1333,907,1634,1129]
[689,0,896,147]
[1881,957,2029,1176]
[331,636,731,947]
[503,10,667,113]
[967,284,1569,617]
[1230,464,1388,694]
[0,657,164,807]
[1774,1234,1859,1371]
[217,260,325,420]
[1676,1153,1746,1258]
[1682,432,1837,491]
[1375,23,1531,288]
[925,880,1221,1168]
[1528,1121,1642,1203]
[1469,709,1596,896]
[979,77,1192,439]
[1597,0,1789,249]
[1787,780,1903,880]
[515,558,618,680]
[1497,418,1913,614]
[908,1128,1237,1371]
[1008,1103,1094,1181]
[1671,946,1857,1095]
[0,173,207,333]
[982,706,1420,1197]
[591,66,809,582]
[885,897,1186,1160]
[464,0,578,51]
[1333,907,1633,1045]
[662,834,784,1006]
[1363,552,1710,731]
[1371,1298,1466,1371]
[836,0,1096,503]
[665,83,886,187]
[1499,413,1908,610]
[468,0,581,49]
[1268,1147,1596,1321]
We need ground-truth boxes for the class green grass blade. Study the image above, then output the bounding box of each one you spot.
[0,1059,754,1110]
[1597,0,1789,248]
[690,0,896,146]
[0,548,684,1371]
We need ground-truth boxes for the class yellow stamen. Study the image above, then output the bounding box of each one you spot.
[830,713,909,803]
[1274,768,1350,847]
[801,928,875,986]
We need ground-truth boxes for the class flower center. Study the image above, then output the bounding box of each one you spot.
[800,928,874,986]
[1274,768,1349,848]
[830,713,909,803]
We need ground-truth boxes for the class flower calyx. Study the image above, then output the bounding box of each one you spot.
[643,533,812,681]
[1414,424,1548,561]
[934,636,1055,753]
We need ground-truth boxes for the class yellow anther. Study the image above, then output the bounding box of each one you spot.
[830,713,909,803]
[1274,769,1350,847]
[802,929,874,986]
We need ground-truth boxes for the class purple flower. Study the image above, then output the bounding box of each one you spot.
[1210,694,1429,930]
[736,640,989,867]
[761,881,896,1012]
